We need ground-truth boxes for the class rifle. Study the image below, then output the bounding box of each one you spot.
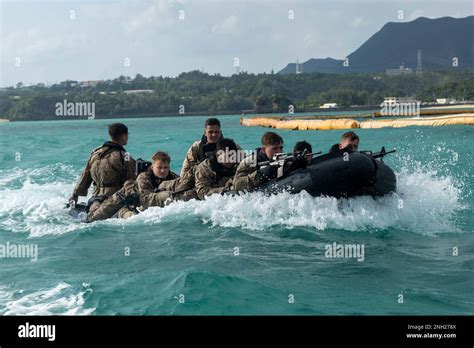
[258,150,322,167]
[117,192,141,214]
[169,187,194,197]
[258,150,322,178]
[361,147,396,162]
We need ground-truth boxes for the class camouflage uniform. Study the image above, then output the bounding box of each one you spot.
[87,168,196,222]
[72,141,136,216]
[233,148,269,192]
[180,139,204,177]
[87,180,138,222]
[195,158,236,199]
[180,135,240,177]
[136,169,178,194]
[72,141,136,198]
[137,167,196,203]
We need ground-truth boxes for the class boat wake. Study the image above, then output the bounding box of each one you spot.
[136,165,462,234]
[0,162,466,237]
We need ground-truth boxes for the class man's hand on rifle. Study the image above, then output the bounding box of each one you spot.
[257,164,278,181]
[292,154,308,170]
[123,192,141,208]
[221,179,233,195]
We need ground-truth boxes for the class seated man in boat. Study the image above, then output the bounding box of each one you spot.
[233,133,309,193]
[87,151,195,222]
[195,138,239,199]
[69,123,136,215]
[136,151,195,199]
[233,132,285,192]
[329,131,359,152]
[180,118,241,177]
[86,179,139,222]
[293,140,313,164]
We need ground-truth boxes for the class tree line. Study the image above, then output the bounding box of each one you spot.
[1,69,473,120]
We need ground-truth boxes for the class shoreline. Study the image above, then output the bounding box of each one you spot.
[0,105,383,122]
[423,103,474,110]
[2,103,473,122]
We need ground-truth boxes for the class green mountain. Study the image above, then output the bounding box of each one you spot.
[279,16,474,74]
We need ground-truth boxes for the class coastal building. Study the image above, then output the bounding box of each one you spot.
[380,97,420,116]
[436,98,458,104]
[80,80,103,87]
[380,97,418,107]
[386,64,413,76]
[123,89,154,95]
[320,103,338,109]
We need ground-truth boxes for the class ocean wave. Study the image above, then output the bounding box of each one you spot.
[149,270,298,315]
[0,179,86,237]
[0,164,78,188]
[0,163,466,237]
[0,282,95,315]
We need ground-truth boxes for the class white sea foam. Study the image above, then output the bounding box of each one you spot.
[0,163,466,236]
[0,179,85,237]
[136,167,464,235]
[0,282,95,315]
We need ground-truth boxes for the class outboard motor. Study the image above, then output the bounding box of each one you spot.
[135,158,152,176]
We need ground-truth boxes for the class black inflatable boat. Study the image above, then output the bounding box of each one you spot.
[256,147,396,198]
[67,147,396,218]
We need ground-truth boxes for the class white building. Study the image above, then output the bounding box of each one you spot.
[380,97,418,108]
[436,98,457,104]
[80,80,103,87]
[123,89,154,95]
[386,64,413,76]
[320,103,338,109]
[380,97,420,116]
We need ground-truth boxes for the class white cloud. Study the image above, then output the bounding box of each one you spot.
[211,15,239,34]
[351,17,364,28]
[122,0,185,34]
[2,28,86,60]
[303,33,315,47]
[0,0,472,87]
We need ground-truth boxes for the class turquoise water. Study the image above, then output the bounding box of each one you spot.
[0,115,473,315]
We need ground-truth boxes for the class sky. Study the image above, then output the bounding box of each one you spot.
[0,0,472,87]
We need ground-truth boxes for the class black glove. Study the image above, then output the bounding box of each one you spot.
[68,195,78,205]
[123,193,141,208]
[292,154,308,170]
[257,164,278,181]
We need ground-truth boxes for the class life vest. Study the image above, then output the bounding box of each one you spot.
[197,134,224,162]
[329,143,341,153]
[255,148,270,169]
[91,141,129,188]
[146,167,177,189]
[209,156,237,180]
